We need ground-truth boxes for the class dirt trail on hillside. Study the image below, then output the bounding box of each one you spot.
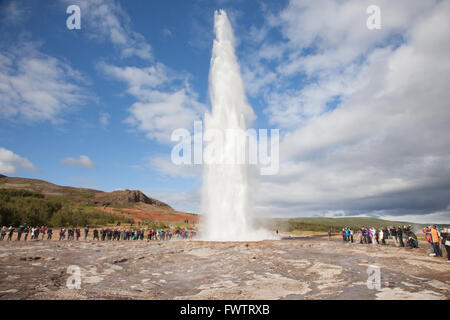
[0,238,448,300]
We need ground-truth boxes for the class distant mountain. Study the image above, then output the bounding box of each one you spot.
[0,176,172,211]
[0,174,6,178]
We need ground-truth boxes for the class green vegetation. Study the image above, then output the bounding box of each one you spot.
[262,217,424,233]
[80,193,94,199]
[136,220,193,231]
[147,221,170,229]
[0,188,133,227]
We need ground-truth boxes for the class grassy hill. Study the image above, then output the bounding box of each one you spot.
[0,176,172,210]
[0,188,134,227]
[259,217,436,234]
[0,176,197,228]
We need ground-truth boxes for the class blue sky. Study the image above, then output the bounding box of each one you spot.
[1,0,449,223]
[0,0,271,193]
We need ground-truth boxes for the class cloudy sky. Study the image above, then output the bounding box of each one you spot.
[0,0,449,224]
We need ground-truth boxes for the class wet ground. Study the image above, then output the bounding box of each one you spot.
[0,237,448,300]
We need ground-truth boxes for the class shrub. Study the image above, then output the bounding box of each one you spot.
[0,188,131,227]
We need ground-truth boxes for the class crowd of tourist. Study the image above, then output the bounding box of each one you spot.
[0,224,196,242]
[2,222,448,261]
[335,225,449,261]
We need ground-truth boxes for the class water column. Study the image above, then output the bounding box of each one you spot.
[201,10,269,241]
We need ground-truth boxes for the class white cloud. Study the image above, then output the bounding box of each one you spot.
[61,155,97,168]
[0,147,37,174]
[242,0,450,223]
[0,43,87,122]
[88,0,207,145]
[64,0,152,60]
[272,0,435,76]
[0,1,28,24]
[245,0,440,128]
[163,28,173,37]
[98,62,170,97]
[148,155,201,179]
[125,89,205,143]
[379,209,450,225]
[99,112,110,128]
[99,62,206,144]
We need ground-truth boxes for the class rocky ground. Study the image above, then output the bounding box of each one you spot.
[0,236,448,300]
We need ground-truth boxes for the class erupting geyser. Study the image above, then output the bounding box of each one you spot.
[201,10,271,241]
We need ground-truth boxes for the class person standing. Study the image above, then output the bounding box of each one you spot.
[0,226,6,241]
[371,228,377,245]
[59,228,65,241]
[7,226,14,241]
[47,228,53,240]
[390,226,397,246]
[428,226,442,257]
[24,227,30,241]
[16,225,23,241]
[93,229,99,240]
[397,226,404,247]
[440,228,450,262]
[423,226,433,253]
[40,226,46,240]
[84,225,89,240]
[381,227,388,245]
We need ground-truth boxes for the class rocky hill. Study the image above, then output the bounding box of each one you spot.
[92,189,171,209]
